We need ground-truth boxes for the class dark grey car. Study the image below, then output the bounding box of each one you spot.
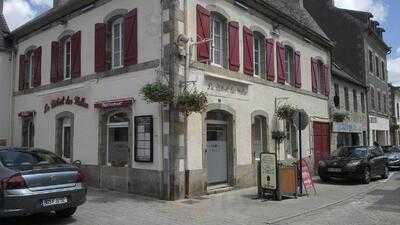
[0,148,86,218]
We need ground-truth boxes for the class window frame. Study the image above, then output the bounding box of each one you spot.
[106,112,130,167]
[134,115,154,163]
[368,50,374,73]
[375,55,380,77]
[210,14,226,67]
[353,89,358,112]
[253,35,262,77]
[370,87,375,110]
[344,86,350,111]
[63,36,72,80]
[111,17,124,69]
[334,83,340,109]
[377,91,381,111]
[284,45,294,85]
[361,92,366,113]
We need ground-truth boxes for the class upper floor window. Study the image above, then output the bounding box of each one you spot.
[211,13,227,67]
[368,50,373,73]
[334,83,340,109]
[317,60,326,94]
[370,87,375,110]
[62,36,72,80]
[377,91,381,111]
[253,32,265,77]
[112,17,124,69]
[381,61,386,81]
[19,46,41,91]
[361,92,366,113]
[397,103,400,119]
[344,87,349,111]
[353,89,358,112]
[284,45,294,84]
[375,56,380,77]
[383,94,387,114]
[25,51,35,88]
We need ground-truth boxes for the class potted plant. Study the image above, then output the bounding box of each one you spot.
[333,111,350,122]
[276,104,297,121]
[177,90,208,116]
[271,130,287,144]
[140,82,174,103]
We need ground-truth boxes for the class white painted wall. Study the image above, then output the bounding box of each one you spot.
[0,51,12,145]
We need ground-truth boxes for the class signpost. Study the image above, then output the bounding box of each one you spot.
[292,109,309,196]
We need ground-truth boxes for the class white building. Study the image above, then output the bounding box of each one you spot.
[5,0,333,199]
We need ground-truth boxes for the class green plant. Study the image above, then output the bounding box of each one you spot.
[140,82,173,103]
[333,111,350,122]
[391,124,400,130]
[276,104,297,121]
[177,90,208,116]
[271,130,287,144]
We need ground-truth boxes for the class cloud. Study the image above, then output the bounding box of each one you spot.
[388,57,400,84]
[334,0,388,22]
[3,0,53,31]
[397,47,400,55]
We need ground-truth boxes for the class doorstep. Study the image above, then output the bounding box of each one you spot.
[207,183,234,195]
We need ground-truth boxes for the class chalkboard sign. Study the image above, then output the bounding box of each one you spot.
[260,153,277,190]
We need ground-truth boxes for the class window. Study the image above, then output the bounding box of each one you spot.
[375,56,380,77]
[285,121,298,159]
[353,89,358,112]
[25,52,35,88]
[112,17,123,69]
[361,92,366,113]
[253,116,267,160]
[62,118,72,159]
[135,116,153,162]
[334,83,340,109]
[108,112,130,167]
[397,103,400,119]
[285,46,294,84]
[317,60,325,94]
[370,87,375,110]
[383,94,387,114]
[62,37,72,80]
[369,50,373,73]
[22,119,34,149]
[377,91,381,111]
[381,61,386,80]
[344,87,349,111]
[211,14,226,67]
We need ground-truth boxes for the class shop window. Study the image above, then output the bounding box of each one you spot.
[344,87,349,111]
[134,116,153,162]
[111,17,124,69]
[253,115,267,160]
[285,121,298,159]
[22,119,34,149]
[284,45,294,85]
[108,112,130,167]
[211,13,227,67]
[253,32,265,77]
[353,89,358,112]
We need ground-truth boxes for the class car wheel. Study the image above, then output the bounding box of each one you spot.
[361,168,371,184]
[55,207,77,218]
[381,166,389,179]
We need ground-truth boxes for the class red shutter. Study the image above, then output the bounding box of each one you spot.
[71,31,81,78]
[95,23,107,73]
[33,47,42,87]
[18,55,26,91]
[276,42,286,84]
[196,5,210,63]
[124,8,138,66]
[228,21,240,72]
[266,38,275,81]
[311,58,318,93]
[50,41,60,83]
[324,64,331,96]
[294,51,301,88]
[243,26,253,75]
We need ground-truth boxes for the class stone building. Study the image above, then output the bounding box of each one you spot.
[330,64,368,150]
[389,84,400,145]
[305,0,391,147]
[4,0,333,199]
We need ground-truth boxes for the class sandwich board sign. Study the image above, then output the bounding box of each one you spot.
[260,153,277,190]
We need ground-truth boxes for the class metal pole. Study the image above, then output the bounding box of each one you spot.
[298,112,303,196]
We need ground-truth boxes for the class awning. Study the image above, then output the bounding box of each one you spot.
[94,98,135,109]
[18,111,36,118]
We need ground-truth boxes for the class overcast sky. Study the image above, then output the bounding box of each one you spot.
[2,0,400,84]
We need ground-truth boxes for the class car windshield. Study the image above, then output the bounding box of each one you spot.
[0,150,65,170]
[335,147,368,158]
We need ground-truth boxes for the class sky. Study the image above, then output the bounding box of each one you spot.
[2,0,400,84]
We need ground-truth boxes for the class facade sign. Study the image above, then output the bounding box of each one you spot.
[206,77,249,96]
[94,98,134,109]
[18,111,36,118]
[332,122,363,133]
[44,96,89,113]
[260,153,277,190]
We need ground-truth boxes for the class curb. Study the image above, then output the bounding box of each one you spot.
[265,182,382,225]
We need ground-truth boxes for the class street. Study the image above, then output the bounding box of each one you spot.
[2,171,399,225]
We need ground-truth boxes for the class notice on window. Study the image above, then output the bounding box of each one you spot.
[260,153,277,190]
[135,116,153,162]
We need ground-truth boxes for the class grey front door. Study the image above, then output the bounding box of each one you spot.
[206,123,228,184]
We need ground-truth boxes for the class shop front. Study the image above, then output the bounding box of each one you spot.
[369,116,390,146]
[332,122,367,148]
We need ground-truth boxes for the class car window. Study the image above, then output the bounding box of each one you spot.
[0,150,65,170]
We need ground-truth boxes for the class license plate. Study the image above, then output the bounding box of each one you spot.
[328,168,342,172]
[41,197,68,207]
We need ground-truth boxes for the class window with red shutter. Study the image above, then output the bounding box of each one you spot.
[294,51,301,88]
[276,42,286,83]
[33,47,42,87]
[196,5,210,63]
[311,58,318,93]
[50,41,60,83]
[124,8,138,66]
[243,26,254,76]
[266,38,275,81]
[19,55,26,91]
[95,23,107,73]
[71,31,81,78]
[228,21,239,72]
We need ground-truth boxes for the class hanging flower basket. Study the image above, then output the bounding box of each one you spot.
[272,130,287,144]
[333,111,350,122]
[140,82,174,103]
[391,124,400,130]
[275,104,297,121]
[177,90,208,116]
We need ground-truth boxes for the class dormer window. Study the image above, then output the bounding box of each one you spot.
[112,17,124,69]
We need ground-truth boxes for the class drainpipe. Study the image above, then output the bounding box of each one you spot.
[9,48,17,146]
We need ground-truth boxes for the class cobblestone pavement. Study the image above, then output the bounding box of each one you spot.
[2,171,399,225]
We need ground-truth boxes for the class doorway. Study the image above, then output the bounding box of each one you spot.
[313,122,330,171]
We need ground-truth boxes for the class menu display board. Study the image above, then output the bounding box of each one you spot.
[260,153,277,190]
[134,116,153,162]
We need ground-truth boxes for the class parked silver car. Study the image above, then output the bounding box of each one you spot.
[0,148,87,218]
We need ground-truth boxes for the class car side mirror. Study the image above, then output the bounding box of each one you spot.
[72,160,82,167]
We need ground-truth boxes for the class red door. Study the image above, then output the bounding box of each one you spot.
[313,122,330,171]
